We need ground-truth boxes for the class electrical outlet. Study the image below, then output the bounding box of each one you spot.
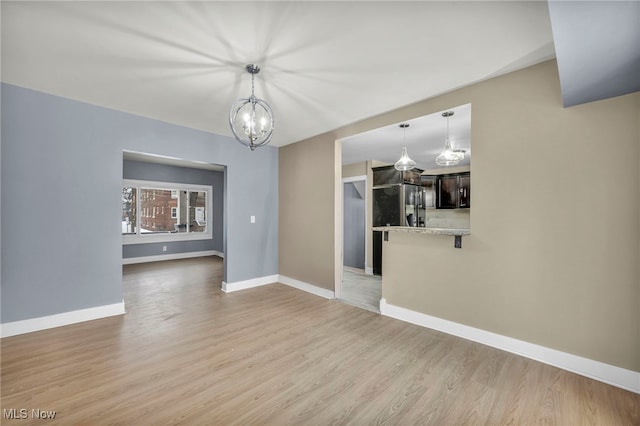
[163,245,167,252]
[250,216,256,224]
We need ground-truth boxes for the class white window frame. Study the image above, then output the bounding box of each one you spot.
[123,179,212,245]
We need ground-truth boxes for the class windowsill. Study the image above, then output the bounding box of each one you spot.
[123,232,212,245]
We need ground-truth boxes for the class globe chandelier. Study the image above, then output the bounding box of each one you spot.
[229,64,275,150]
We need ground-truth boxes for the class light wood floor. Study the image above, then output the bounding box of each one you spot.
[341,267,382,313]
[2,257,639,425]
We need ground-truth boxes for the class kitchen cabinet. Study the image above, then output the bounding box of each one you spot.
[437,172,470,209]
[419,176,436,209]
[373,165,423,186]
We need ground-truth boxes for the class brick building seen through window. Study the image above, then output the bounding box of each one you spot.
[123,186,207,235]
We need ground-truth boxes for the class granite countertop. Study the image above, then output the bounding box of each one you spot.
[372,226,470,236]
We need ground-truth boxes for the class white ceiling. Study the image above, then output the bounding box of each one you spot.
[2,1,556,152]
[341,103,471,171]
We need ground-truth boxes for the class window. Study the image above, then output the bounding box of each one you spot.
[122,179,212,244]
[122,186,137,234]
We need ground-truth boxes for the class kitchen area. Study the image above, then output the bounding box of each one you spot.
[341,104,471,311]
[372,165,470,275]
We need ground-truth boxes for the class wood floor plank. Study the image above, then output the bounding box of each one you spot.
[1,257,638,425]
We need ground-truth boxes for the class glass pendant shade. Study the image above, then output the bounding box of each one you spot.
[435,139,464,166]
[229,64,275,151]
[394,123,415,171]
[435,111,463,166]
[395,146,416,171]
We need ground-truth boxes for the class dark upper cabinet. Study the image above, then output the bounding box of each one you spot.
[436,172,470,209]
[373,165,423,186]
[419,175,436,209]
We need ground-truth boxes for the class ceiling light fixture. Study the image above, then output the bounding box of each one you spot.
[435,111,465,167]
[229,64,275,151]
[394,123,416,171]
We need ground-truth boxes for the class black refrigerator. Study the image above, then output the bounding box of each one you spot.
[372,166,422,275]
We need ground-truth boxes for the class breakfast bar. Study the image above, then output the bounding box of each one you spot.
[373,226,470,248]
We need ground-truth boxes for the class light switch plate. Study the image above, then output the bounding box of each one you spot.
[250,216,256,223]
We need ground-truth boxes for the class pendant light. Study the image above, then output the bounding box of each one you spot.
[435,111,464,166]
[229,64,275,150]
[394,123,416,171]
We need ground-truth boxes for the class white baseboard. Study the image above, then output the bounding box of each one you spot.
[1,301,126,338]
[343,266,365,274]
[122,250,223,265]
[379,298,640,394]
[221,274,335,300]
[278,275,335,299]
[222,274,279,293]
[365,266,374,275]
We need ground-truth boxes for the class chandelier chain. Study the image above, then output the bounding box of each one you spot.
[447,114,449,139]
[251,72,255,98]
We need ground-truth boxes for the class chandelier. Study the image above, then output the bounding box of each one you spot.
[229,64,275,150]
[435,111,465,166]
[394,123,416,171]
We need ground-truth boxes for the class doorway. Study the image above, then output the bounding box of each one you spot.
[341,176,381,312]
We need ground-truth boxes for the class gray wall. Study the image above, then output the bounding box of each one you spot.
[122,159,224,258]
[1,83,278,323]
[548,0,640,107]
[343,182,365,269]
